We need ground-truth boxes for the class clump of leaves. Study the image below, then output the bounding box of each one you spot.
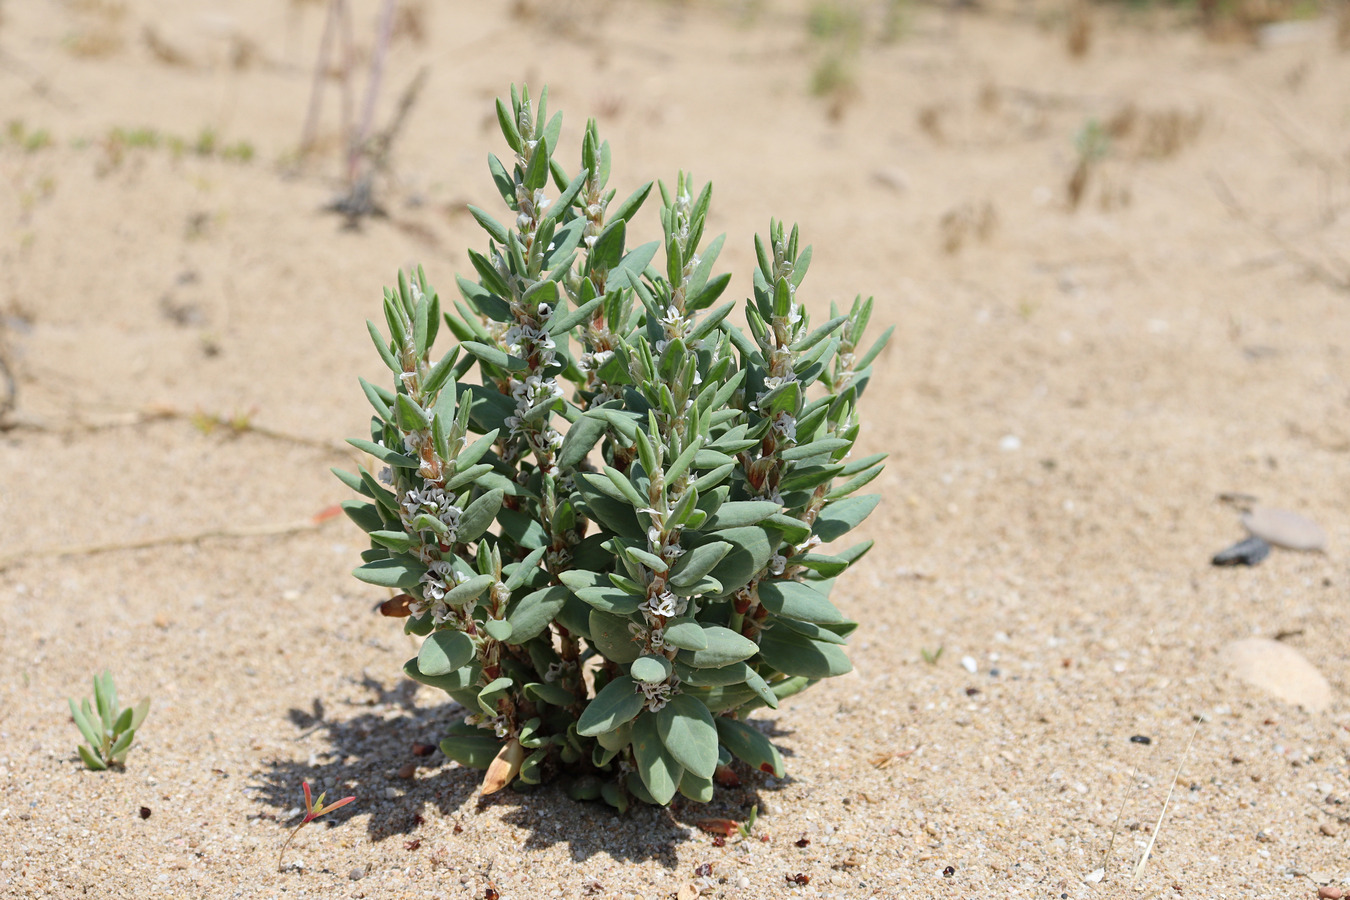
[338,84,891,809]
[68,671,149,771]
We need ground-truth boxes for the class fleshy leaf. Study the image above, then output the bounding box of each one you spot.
[715,716,784,777]
[417,629,476,677]
[577,675,645,737]
[655,694,718,779]
[631,711,682,805]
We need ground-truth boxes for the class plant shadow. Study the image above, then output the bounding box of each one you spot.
[250,675,791,866]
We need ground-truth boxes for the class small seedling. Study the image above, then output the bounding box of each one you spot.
[738,804,760,839]
[68,671,150,770]
[920,646,944,665]
[278,781,356,872]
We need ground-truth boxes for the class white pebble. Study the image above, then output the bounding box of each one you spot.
[960,656,978,674]
[1084,868,1104,883]
[998,434,1021,452]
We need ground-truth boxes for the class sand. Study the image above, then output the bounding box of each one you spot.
[2,1,1349,898]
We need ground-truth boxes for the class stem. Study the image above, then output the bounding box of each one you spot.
[277,821,308,873]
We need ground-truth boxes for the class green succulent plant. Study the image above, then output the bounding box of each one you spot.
[68,671,150,770]
[337,84,891,808]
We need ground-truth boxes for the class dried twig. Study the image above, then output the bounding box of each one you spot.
[2,404,349,454]
[0,510,342,572]
[1209,172,1350,292]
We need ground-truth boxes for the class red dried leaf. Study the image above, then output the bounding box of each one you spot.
[696,819,739,836]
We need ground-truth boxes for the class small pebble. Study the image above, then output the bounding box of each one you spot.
[1318,887,1345,900]
[1320,823,1339,837]
[396,761,417,779]
[1129,735,1152,745]
[383,786,399,799]
[737,876,750,889]
[1241,507,1327,552]
[1211,535,1270,567]
[960,656,978,674]
[1083,868,1104,884]
[348,867,364,881]
[999,434,1021,452]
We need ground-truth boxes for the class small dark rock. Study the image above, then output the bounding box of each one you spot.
[1130,735,1152,745]
[139,806,152,819]
[1212,535,1271,567]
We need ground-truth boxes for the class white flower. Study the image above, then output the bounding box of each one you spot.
[644,589,683,618]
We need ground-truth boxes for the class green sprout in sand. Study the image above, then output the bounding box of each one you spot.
[68,671,150,771]
[278,781,356,872]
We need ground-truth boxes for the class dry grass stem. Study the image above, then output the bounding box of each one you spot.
[1131,720,1201,886]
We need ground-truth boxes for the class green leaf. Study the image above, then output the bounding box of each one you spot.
[609,181,653,224]
[444,573,495,607]
[476,676,514,717]
[667,541,730,589]
[678,769,715,802]
[705,526,777,594]
[506,584,568,642]
[404,656,479,694]
[674,660,752,687]
[588,609,641,663]
[655,694,718,779]
[631,712,682,805]
[560,570,642,615]
[761,580,842,623]
[779,438,851,462]
[368,529,415,554]
[498,507,549,550]
[603,465,648,510]
[813,494,882,542]
[774,616,848,645]
[703,501,780,530]
[483,619,513,642]
[77,744,107,771]
[340,499,388,534]
[523,135,551,191]
[346,437,418,468]
[591,219,625,272]
[795,553,850,577]
[417,629,476,677]
[558,413,609,469]
[366,321,400,373]
[68,699,101,750]
[715,717,784,777]
[743,668,779,709]
[615,240,660,277]
[547,295,603,337]
[109,728,136,761]
[468,204,510,245]
[461,340,529,372]
[524,681,574,707]
[661,619,707,651]
[676,626,759,669]
[129,698,151,731]
[352,556,427,589]
[439,719,502,769]
[855,323,895,370]
[577,675,645,737]
[630,654,673,685]
[456,488,504,543]
[757,625,852,678]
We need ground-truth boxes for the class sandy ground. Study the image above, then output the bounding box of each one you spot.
[2,1,1349,898]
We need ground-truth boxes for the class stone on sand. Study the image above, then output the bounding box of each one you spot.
[1225,638,1333,712]
[1240,507,1327,552]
